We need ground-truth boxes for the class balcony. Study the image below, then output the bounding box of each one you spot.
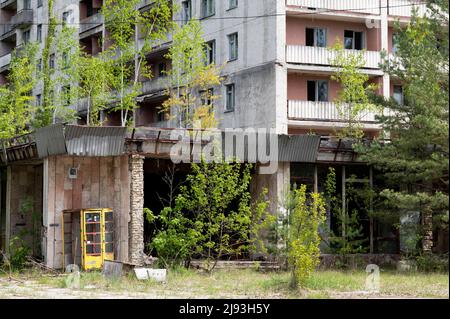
[79,13,104,36]
[0,9,33,41]
[286,0,381,16]
[0,53,11,73]
[0,0,17,9]
[288,100,381,130]
[142,77,168,95]
[286,45,382,72]
[12,9,33,28]
[388,0,428,17]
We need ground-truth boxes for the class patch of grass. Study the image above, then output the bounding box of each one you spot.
[2,268,448,299]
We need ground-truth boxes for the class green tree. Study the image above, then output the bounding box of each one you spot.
[288,185,326,288]
[102,0,174,127]
[0,44,38,139]
[147,161,272,272]
[78,54,115,125]
[357,1,449,252]
[324,167,368,256]
[329,42,379,139]
[161,20,222,129]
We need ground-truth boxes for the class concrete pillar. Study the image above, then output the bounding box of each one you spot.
[251,162,290,255]
[129,154,145,265]
[380,0,391,99]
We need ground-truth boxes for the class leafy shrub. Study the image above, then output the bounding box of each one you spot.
[416,253,449,272]
[288,185,326,288]
[7,236,31,271]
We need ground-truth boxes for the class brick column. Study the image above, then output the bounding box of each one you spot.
[129,154,144,265]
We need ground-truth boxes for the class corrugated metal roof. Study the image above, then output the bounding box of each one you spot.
[34,124,67,158]
[65,125,127,156]
[278,135,321,163]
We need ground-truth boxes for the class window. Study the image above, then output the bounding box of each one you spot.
[158,62,167,77]
[24,0,31,10]
[306,28,327,47]
[182,0,192,25]
[38,0,43,8]
[344,30,364,50]
[50,53,55,69]
[229,0,238,10]
[228,33,238,61]
[62,86,71,106]
[307,80,328,102]
[36,94,42,106]
[37,24,42,42]
[393,85,404,105]
[63,11,73,24]
[225,84,235,111]
[62,52,69,69]
[200,88,214,106]
[37,59,42,72]
[205,40,216,65]
[22,29,30,44]
[392,33,400,55]
[201,0,215,18]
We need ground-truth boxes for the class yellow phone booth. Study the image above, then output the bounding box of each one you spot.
[62,208,114,271]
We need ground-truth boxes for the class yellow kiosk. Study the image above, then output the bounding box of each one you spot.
[62,208,114,270]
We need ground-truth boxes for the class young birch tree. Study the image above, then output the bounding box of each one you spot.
[102,0,174,127]
[0,44,38,139]
[329,42,379,139]
[161,20,222,129]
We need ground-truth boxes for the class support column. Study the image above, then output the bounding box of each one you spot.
[129,154,145,265]
[4,166,11,255]
[380,0,391,99]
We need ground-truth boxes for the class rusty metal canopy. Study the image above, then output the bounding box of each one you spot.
[34,124,127,158]
[278,135,321,163]
[65,125,127,156]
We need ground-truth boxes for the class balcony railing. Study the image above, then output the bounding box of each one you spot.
[388,0,428,17]
[0,53,12,72]
[286,45,381,69]
[79,13,104,34]
[142,77,168,95]
[0,9,33,38]
[288,100,379,123]
[286,0,381,15]
[11,9,33,28]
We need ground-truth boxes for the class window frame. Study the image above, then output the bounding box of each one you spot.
[393,85,404,105]
[201,0,216,19]
[307,80,329,102]
[228,0,238,10]
[37,24,42,43]
[228,32,238,62]
[181,0,192,25]
[22,29,31,44]
[344,30,365,50]
[306,27,327,48]
[205,40,216,65]
[225,84,236,112]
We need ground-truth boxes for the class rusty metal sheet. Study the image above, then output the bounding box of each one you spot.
[65,125,127,156]
[34,124,67,158]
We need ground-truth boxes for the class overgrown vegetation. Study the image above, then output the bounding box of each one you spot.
[356,0,449,253]
[146,161,273,272]
[287,185,326,288]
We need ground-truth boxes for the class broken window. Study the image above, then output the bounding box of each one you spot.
[307,80,328,102]
[306,27,327,47]
[344,30,364,50]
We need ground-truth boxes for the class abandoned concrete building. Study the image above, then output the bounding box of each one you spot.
[0,0,448,270]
